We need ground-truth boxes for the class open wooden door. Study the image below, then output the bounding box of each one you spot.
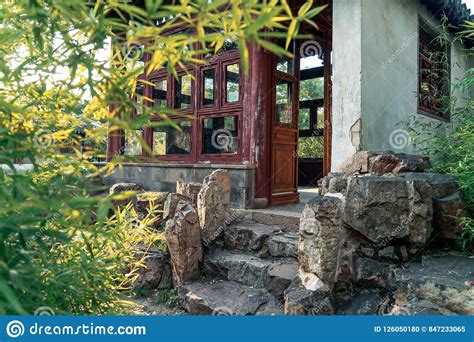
[270,43,300,206]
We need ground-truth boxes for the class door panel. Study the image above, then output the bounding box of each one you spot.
[270,47,300,205]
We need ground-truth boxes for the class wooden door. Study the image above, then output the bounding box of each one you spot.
[270,46,300,206]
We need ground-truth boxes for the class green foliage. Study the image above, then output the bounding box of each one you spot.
[0,0,323,314]
[407,21,474,253]
[154,289,181,308]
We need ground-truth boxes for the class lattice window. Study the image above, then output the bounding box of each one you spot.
[418,30,449,118]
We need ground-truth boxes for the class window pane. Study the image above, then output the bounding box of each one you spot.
[276,41,295,75]
[153,79,167,108]
[226,63,240,103]
[298,136,324,159]
[299,108,310,130]
[316,107,324,129]
[300,78,324,101]
[275,79,293,124]
[203,69,215,106]
[174,75,192,109]
[202,116,238,154]
[300,55,323,70]
[153,121,191,155]
[135,84,145,116]
[124,130,142,156]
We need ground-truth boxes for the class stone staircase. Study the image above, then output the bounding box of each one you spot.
[178,218,300,315]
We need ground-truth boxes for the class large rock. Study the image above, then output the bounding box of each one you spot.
[165,201,203,286]
[393,254,474,315]
[433,192,467,239]
[264,261,299,300]
[176,181,202,205]
[163,193,192,221]
[204,250,273,287]
[343,176,433,245]
[223,220,277,253]
[268,233,298,258]
[197,169,231,244]
[319,173,348,195]
[179,280,283,315]
[354,257,395,288]
[298,196,343,288]
[133,248,172,290]
[395,172,459,199]
[283,277,335,315]
[342,151,430,175]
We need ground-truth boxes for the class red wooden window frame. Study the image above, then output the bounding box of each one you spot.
[418,29,450,120]
[123,33,244,163]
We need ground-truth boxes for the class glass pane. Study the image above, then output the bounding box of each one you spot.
[316,107,324,129]
[299,108,310,130]
[153,121,191,155]
[298,136,324,159]
[275,79,293,124]
[300,55,323,70]
[202,116,238,154]
[300,78,324,101]
[226,63,240,103]
[153,79,167,108]
[124,130,142,156]
[174,75,192,109]
[135,84,145,116]
[276,40,295,75]
[203,69,215,106]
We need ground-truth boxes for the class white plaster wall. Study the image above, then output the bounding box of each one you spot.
[331,0,363,171]
[331,0,472,171]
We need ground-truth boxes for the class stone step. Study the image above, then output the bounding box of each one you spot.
[178,280,283,315]
[204,250,299,300]
[224,219,298,257]
[232,209,301,232]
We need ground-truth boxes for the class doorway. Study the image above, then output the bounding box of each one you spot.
[269,36,332,206]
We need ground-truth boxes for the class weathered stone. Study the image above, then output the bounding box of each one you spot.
[393,153,431,173]
[319,172,347,195]
[109,182,144,207]
[354,257,395,288]
[163,193,192,221]
[198,169,231,244]
[396,172,459,199]
[204,250,273,287]
[223,220,277,253]
[378,246,396,259]
[176,181,202,204]
[133,249,172,290]
[283,277,335,315]
[264,261,299,300]
[433,192,467,239]
[298,196,343,288]
[179,280,283,315]
[393,254,474,315]
[268,233,298,258]
[342,151,430,175]
[165,201,202,286]
[343,176,433,245]
[337,290,387,315]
